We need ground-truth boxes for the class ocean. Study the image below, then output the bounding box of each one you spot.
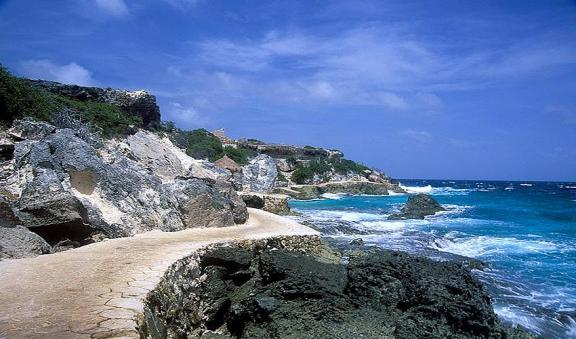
[290,180,576,338]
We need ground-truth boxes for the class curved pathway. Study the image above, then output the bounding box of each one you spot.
[0,208,317,339]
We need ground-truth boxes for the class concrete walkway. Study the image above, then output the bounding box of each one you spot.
[0,208,317,339]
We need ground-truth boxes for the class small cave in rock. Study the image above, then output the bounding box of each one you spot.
[0,144,15,161]
[29,220,96,249]
[69,169,97,195]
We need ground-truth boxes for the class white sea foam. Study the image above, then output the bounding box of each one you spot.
[432,236,564,258]
[566,316,576,337]
[306,210,384,222]
[399,184,433,193]
[400,184,474,196]
[494,306,543,334]
[321,193,345,200]
[520,183,533,187]
[361,220,407,231]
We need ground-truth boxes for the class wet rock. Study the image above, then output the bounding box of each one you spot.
[350,238,364,246]
[388,193,446,220]
[241,155,277,193]
[0,226,52,259]
[140,237,512,339]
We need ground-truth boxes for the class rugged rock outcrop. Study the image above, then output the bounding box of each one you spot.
[241,155,277,193]
[0,196,19,227]
[26,80,161,126]
[236,142,342,160]
[388,193,446,220]
[139,237,526,339]
[0,226,52,259]
[239,193,291,215]
[274,181,402,200]
[0,120,248,254]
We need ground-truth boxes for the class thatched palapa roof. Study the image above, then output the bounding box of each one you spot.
[214,155,242,172]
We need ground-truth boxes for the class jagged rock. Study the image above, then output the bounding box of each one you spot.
[8,118,56,140]
[275,159,294,172]
[140,238,513,339]
[168,179,238,228]
[214,181,248,224]
[388,193,446,220]
[125,130,185,178]
[0,196,19,227]
[0,132,15,161]
[15,167,93,245]
[0,226,52,259]
[214,155,242,173]
[242,155,277,193]
[0,120,248,251]
[27,80,161,126]
[350,238,364,246]
[237,142,341,160]
[275,181,395,200]
[239,193,291,215]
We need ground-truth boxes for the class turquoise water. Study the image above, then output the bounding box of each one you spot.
[290,180,576,338]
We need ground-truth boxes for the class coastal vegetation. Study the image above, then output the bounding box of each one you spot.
[0,66,143,137]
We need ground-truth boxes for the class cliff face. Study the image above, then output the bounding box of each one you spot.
[26,80,161,126]
[0,119,247,259]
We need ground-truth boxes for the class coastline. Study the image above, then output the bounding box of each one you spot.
[0,208,317,338]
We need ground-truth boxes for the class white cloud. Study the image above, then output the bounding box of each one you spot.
[18,60,96,86]
[399,129,433,144]
[165,25,575,117]
[94,0,129,16]
[163,0,202,10]
[166,102,205,126]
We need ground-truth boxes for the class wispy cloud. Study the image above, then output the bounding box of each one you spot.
[168,26,575,115]
[165,102,206,127]
[163,0,203,10]
[399,129,433,145]
[94,0,129,16]
[545,104,576,125]
[18,60,96,86]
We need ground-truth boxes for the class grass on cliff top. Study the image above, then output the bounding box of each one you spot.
[0,65,143,138]
[185,128,255,164]
[291,157,371,184]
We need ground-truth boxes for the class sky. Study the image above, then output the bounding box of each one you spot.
[1,0,575,181]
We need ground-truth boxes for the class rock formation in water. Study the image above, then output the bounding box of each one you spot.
[139,237,530,339]
[388,193,446,220]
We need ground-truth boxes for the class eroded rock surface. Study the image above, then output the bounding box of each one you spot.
[239,193,291,215]
[388,193,446,220]
[140,237,527,339]
[0,226,52,259]
[241,154,277,193]
[0,120,248,255]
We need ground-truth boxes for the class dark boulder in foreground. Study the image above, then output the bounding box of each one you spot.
[0,226,52,259]
[388,193,446,220]
[139,237,531,339]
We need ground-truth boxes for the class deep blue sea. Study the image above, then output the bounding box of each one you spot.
[290,180,576,338]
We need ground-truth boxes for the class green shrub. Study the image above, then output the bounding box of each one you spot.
[0,65,55,123]
[291,165,314,184]
[331,158,370,174]
[0,65,144,138]
[223,146,252,165]
[186,129,223,161]
[277,168,287,182]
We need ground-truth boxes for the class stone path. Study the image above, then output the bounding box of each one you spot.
[0,208,317,339]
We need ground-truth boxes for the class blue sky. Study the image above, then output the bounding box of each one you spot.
[1,0,575,181]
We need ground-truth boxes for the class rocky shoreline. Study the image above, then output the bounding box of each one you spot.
[138,236,532,339]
